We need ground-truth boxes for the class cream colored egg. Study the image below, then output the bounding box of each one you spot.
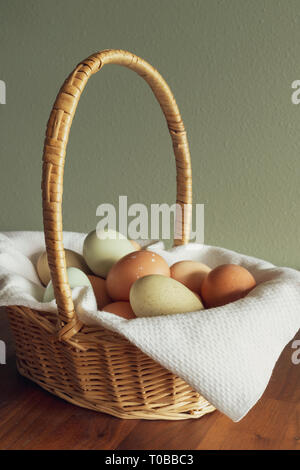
[37,249,90,286]
[43,267,92,303]
[130,274,204,317]
[83,229,135,278]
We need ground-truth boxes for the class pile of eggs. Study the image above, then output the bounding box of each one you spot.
[37,229,257,319]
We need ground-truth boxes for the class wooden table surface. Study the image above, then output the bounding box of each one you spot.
[0,308,299,451]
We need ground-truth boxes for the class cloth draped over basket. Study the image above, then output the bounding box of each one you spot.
[1,231,299,422]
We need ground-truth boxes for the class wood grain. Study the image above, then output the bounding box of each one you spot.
[0,309,299,450]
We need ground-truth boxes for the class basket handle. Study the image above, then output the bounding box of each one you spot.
[42,49,192,328]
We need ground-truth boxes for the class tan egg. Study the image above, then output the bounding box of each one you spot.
[37,249,90,286]
[200,264,256,308]
[170,260,211,293]
[106,250,170,301]
[103,301,136,319]
[130,240,141,251]
[130,274,204,317]
[87,275,111,309]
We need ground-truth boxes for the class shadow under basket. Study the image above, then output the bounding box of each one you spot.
[6,49,216,420]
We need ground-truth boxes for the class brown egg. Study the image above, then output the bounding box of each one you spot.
[170,260,211,293]
[106,250,170,301]
[200,264,256,308]
[87,275,111,309]
[103,301,136,319]
[130,240,141,251]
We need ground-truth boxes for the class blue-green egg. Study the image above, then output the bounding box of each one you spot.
[43,267,92,302]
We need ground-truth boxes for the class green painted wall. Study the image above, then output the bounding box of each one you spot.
[1,0,300,268]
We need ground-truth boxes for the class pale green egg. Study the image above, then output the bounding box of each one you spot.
[83,229,135,278]
[43,267,92,302]
[130,274,204,317]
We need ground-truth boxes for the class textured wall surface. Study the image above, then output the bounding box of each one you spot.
[0,0,300,268]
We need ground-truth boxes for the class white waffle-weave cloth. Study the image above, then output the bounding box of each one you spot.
[0,231,299,422]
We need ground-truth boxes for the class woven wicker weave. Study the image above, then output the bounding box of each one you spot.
[7,50,215,420]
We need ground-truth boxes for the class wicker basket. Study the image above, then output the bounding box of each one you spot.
[7,49,215,420]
